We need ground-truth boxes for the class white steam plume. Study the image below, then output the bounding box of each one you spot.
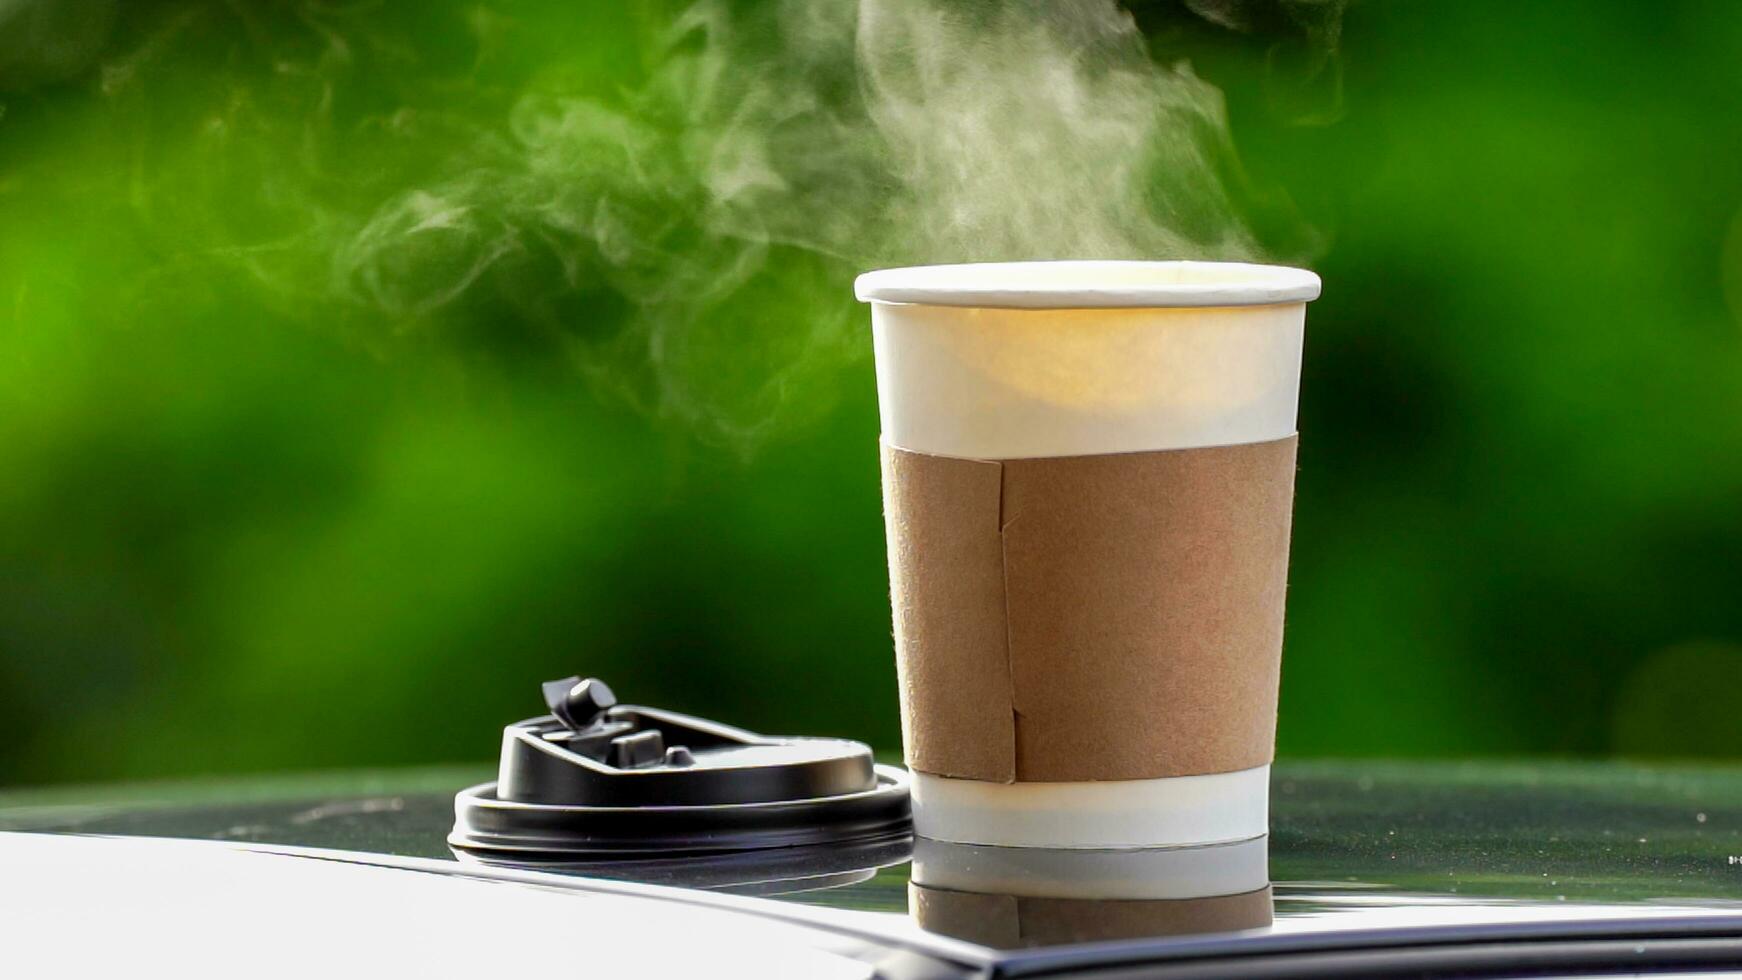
[46,0,1314,447]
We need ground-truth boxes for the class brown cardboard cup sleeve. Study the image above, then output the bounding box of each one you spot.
[881,435,1298,784]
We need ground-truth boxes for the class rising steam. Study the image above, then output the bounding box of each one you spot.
[855,0,1257,262]
[39,0,1321,446]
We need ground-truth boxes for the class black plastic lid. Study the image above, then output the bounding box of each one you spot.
[450,676,911,858]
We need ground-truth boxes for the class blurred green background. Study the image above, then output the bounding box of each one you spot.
[2,0,1740,786]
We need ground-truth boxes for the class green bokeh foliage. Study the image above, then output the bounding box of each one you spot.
[2,0,1740,783]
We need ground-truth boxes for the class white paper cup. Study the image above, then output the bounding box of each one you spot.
[857,260,1319,849]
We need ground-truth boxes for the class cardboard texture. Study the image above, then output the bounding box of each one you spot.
[909,883,1274,948]
[882,436,1297,783]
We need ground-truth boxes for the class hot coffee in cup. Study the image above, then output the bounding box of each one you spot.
[856,260,1320,849]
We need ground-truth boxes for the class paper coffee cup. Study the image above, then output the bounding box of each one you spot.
[856,260,1320,849]
[909,836,1273,947]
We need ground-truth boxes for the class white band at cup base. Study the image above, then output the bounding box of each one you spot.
[910,765,1270,849]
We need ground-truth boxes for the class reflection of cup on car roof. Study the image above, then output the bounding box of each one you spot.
[909,835,1273,949]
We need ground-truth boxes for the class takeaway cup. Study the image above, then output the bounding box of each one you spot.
[855,260,1320,849]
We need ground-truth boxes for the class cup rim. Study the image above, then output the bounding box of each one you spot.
[854,259,1321,310]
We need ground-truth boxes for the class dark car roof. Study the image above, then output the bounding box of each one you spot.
[4,760,1741,976]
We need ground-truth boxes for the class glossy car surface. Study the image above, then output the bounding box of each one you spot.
[5,760,1741,977]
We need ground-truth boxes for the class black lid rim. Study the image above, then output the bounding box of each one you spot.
[450,764,913,857]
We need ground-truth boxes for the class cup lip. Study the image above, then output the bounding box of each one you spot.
[854,259,1321,310]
